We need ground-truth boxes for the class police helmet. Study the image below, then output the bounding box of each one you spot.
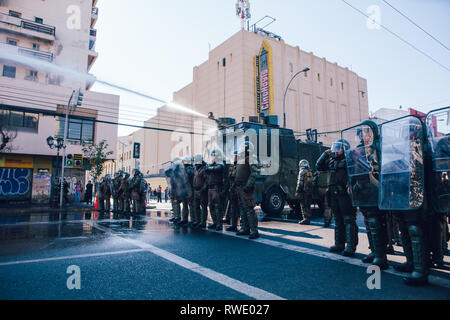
[331,139,350,153]
[299,159,310,169]
[183,156,193,165]
[210,149,223,164]
[193,154,203,165]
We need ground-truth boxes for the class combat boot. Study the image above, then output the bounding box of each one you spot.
[208,224,217,230]
[369,216,389,270]
[226,226,238,232]
[362,253,375,263]
[403,225,428,286]
[362,226,375,263]
[299,219,311,225]
[249,231,260,240]
[236,229,250,236]
[324,217,332,228]
[343,216,358,257]
[215,224,223,231]
[394,228,414,273]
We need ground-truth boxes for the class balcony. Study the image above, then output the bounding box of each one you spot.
[0,12,55,41]
[18,47,53,62]
[91,7,99,28]
[1,42,54,63]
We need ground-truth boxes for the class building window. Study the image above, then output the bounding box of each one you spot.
[9,10,22,18]
[3,65,16,78]
[289,63,293,73]
[330,78,333,87]
[317,73,320,82]
[56,116,95,143]
[35,17,43,24]
[304,71,308,78]
[341,82,344,91]
[0,108,39,129]
[361,91,366,98]
[33,43,40,51]
[7,38,18,46]
[26,70,38,81]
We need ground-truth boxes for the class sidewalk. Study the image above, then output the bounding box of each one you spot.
[0,203,94,215]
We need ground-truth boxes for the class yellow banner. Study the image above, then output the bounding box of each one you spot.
[0,155,34,168]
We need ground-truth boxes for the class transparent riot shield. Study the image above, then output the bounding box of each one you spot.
[172,160,193,201]
[379,116,425,210]
[342,123,379,207]
[426,107,450,214]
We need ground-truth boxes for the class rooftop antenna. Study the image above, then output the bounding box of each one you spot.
[236,0,251,30]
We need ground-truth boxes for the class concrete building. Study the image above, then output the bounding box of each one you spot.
[0,0,119,204]
[141,29,369,175]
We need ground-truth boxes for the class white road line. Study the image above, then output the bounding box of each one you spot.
[207,228,450,290]
[0,249,147,266]
[92,222,285,300]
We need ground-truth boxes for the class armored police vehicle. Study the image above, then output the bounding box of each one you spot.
[210,114,328,217]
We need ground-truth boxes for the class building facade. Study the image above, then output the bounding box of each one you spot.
[0,0,119,204]
[139,29,369,175]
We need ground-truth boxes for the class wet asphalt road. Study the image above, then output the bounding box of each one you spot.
[0,210,449,300]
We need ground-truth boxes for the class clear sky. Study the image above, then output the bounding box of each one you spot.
[90,0,450,136]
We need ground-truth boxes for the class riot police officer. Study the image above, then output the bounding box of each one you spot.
[112,171,123,213]
[226,151,240,232]
[119,172,131,214]
[296,159,313,225]
[165,158,183,227]
[101,175,113,213]
[205,149,225,231]
[192,154,208,229]
[129,169,142,214]
[316,139,358,257]
[342,122,389,269]
[138,172,147,214]
[181,156,194,227]
[378,117,429,285]
[235,141,260,240]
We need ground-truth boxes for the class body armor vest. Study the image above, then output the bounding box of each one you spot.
[235,164,251,185]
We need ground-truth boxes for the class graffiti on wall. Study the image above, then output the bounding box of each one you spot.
[0,168,32,200]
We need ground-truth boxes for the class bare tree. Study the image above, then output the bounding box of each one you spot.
[0,124,17,153]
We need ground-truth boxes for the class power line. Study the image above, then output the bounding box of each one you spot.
[381,0,450,52]
[340,0,450,72]
[0,95,207,136]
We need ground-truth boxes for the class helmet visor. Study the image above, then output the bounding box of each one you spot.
[331,142,344,153]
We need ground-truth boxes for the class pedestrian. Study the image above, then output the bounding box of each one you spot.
[85,180,93,204]
[148,186,152,202]
[75,180,83,203]
[164,187,168,203]
[63,178,70,205]
[157,185,162,203]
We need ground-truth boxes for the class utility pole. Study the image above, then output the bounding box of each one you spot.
[59,89,84,208]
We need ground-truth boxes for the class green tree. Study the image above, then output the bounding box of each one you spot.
[82,140,113,182]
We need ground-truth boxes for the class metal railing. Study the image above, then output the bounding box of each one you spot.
[21,20,55,36]
[18,47,53,62]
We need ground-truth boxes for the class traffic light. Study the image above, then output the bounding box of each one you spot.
[74,154,83,168]
[133,142,141,159]
[74,89,84,107]
[66,154,73,167]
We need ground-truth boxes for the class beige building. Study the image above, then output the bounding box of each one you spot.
[138,29,368,175]
[0,0,119,203]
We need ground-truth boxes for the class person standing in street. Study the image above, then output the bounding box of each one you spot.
[296,159,313,225]
[205,150,225,231]
[235,141,260,240]
[316,139,358,257]
[85,180,93,204]
[75,180,83,203]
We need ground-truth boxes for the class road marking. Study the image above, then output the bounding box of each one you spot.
[0,249,147,266]
[207,228,450,290]
[92,222,285,300]
[148,215,450,290]
[0,219,130,227]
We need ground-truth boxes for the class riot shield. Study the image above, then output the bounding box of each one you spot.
[342,122,379,207]
[163,160,193,201]
[379,116,425,210]
[426,107,450,214]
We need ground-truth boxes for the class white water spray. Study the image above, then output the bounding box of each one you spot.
[0,46,208,119]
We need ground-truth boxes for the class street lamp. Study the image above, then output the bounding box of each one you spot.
[283,67,310,128]
[47,136,64,205]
